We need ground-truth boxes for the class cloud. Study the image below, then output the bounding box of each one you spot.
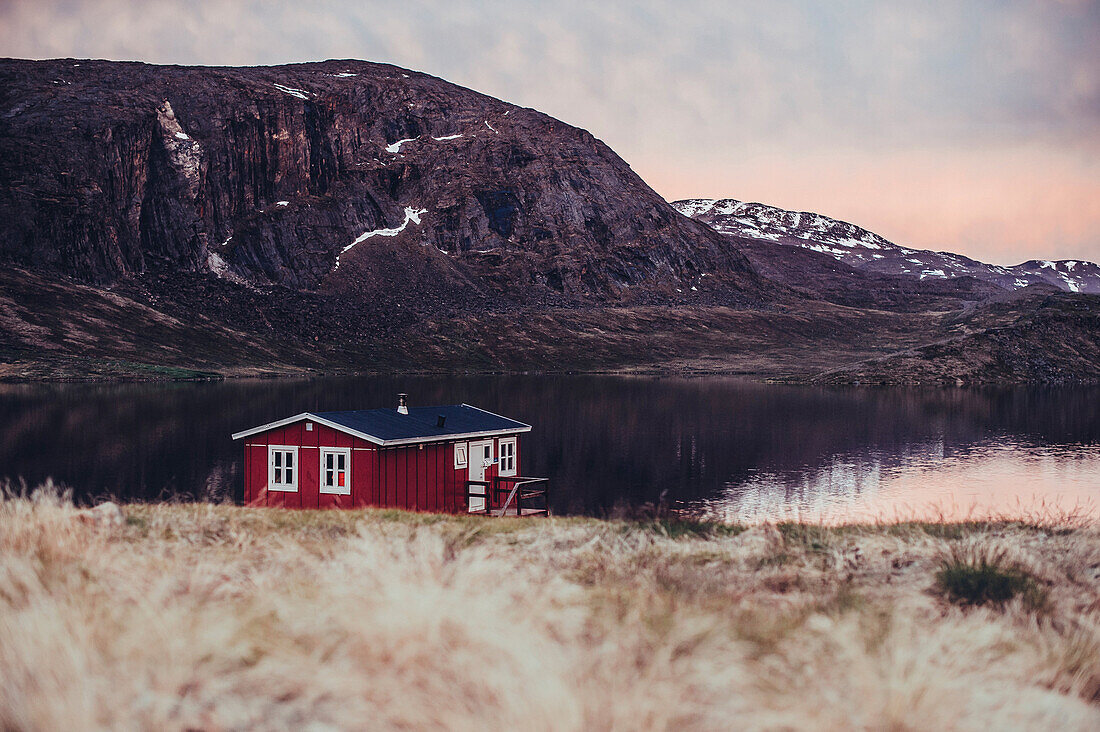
[1,0,1097,261]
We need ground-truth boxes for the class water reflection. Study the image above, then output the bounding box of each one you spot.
[707,441,1100,523]
[0,376,1096,521]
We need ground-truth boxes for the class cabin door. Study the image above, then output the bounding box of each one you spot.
[467,440,493,512]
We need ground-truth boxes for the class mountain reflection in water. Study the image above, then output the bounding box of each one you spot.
[0,376,1095,522]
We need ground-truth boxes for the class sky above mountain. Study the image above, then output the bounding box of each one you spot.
[2,0,1097,265]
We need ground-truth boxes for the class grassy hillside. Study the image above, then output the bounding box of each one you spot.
[2,494,1099,729]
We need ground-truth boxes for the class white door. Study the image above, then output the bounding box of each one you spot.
[467,440,493,512]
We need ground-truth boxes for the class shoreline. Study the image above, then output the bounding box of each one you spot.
[2,359,1098,386]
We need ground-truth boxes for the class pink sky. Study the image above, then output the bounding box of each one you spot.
[2,0,1098,265]
[652,143,1100,265]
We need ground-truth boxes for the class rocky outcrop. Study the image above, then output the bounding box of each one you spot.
[815,292,1100,385]
[141,101,209,271]
[0,59,767,307]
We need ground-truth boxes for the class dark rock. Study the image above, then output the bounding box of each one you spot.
[0,59,769,307]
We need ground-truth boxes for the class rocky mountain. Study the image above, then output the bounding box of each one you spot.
[672,199,1100,294]
[0,58,1097,385]
[726,235,1004,313]
[0,59,765,307]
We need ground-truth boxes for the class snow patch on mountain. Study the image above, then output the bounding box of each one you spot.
[335,207,427,270]
[273,83,309,100]
[385,137,416,153]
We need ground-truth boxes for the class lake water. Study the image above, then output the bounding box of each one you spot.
[0,376,1097,523]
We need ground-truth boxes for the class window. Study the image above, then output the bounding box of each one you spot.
[320,447,351,495]
[454,442,468,469]
[269,446,299,492]
[498,438,516,477]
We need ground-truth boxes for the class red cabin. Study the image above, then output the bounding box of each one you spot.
[232,397,547,514]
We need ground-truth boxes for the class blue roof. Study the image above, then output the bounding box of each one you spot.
[232,404,530,445]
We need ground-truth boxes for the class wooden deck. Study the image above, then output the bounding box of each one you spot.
[465,477,550,517]
[493,506,551,517]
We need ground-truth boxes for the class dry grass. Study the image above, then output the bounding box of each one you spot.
[1,491,1099,730]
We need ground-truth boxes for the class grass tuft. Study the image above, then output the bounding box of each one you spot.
[935,544,1048,611]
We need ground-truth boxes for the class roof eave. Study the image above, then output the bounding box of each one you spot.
[232,412,531,446]
[376,424,532,447]
[231,413,386,444]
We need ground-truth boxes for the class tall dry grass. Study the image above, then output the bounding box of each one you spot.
[1,490,1098,730]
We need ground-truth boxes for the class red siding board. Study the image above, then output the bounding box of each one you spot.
[444,445,453,512]
[302,443,319,511]
[363,448,371,508]
[375,450,383,508]
[446,445,455,512]
[397,449,408,510]
[448,444,460,513]
[435,446,443,512]
[416,447,426,512]
[441,445,450,513]
[386,450,398,508]
[423,446,433,512]
[409,448,418,511]
[404,449,413,510]
[268,487,285,508]
[372,448,381,507]
[248,443,267,507]
[364,448,371,508]
[431,445,443,512]
[244,443,252,505]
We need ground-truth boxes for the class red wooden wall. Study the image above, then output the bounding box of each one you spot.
[243,422,523,513]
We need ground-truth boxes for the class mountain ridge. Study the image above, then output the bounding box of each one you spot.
[672,198,1100,294]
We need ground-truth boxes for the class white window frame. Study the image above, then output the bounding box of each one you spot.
[498,437,517,477]
[268,445,299,492]
[319,447,352,495]
[454,442,468,469]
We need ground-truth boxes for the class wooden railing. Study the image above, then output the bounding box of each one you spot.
[463,477,550,517]
[464,480,491,514]
[493,476,550,517]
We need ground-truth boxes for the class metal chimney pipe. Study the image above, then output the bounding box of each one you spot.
[436,414,446,428]
[397,393,409,415]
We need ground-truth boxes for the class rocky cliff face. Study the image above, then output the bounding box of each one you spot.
[0,59,766,307]
[673,199,1100,294]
